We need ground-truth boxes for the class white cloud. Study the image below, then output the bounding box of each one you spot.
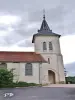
[0,46,34,52]
[60,34,75,64]
[11,36,33,47]
[0,14,21,38]
[26,22,40,31]
[0,31,9,36]
[0,15,20,25]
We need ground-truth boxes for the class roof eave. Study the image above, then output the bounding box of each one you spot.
[32,33,61,43]
[0,61,47,63]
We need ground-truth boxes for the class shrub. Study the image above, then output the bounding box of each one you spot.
[0,69,13,87]
[66,76,75,84]
[15,82,29,87]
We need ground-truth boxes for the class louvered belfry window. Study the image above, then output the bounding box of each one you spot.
[49,42,53,50]
[43,42,47,50]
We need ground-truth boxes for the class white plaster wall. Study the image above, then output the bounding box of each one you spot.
[19,63,40,84]
[40,54,59,84]
[7,63,20,82]
[57,55,65,82]
[34,36,61,54]
[7,62,40,84]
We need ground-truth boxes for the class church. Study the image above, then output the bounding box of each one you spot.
[0,14,65,84]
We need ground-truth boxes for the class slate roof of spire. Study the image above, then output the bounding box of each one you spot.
[32,14,61,43]
[39,15,51,32]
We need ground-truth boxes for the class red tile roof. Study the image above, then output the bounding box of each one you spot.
[0,52,46,63]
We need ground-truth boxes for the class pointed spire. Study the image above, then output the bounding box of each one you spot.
[32,11,61,43]
[38,10,51,33]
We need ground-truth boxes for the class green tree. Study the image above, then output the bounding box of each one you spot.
[0,69,13,87]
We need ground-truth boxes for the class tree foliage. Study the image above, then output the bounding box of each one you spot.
[66,76,75,84]
[0,69,13,87]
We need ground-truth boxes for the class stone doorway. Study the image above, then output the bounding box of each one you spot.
[48,70,55,84]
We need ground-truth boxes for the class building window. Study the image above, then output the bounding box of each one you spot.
[48,58,50,64]
[0,62,6,65]
[49,42,53,50]
[43,42,47,51]
[25,63,33,76]
[0,62,7,69]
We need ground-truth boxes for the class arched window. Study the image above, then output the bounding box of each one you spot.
[48,58,50,64]
[43,42,47,50]
[25,63,32,76]
[49,42,53,50]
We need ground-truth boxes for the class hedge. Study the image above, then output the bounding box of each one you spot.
[65,76,75,84]
[0,82,41,88]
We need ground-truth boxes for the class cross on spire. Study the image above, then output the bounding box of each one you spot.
[43,9,45,20]
[38,9,51,32]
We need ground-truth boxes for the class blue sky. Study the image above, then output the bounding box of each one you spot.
[0,0,75,75]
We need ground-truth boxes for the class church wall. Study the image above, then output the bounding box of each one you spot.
[40,54,59,84]
[7,62,40,84]
[57,55,65,83]
[18,63,40,84]
[7,63,20,82]
[34,36,61,54]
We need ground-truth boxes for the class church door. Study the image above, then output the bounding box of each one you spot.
[48,70,55,84]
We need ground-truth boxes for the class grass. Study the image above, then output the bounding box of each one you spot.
[0,82,42,88]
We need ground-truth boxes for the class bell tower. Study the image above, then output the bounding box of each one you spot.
[32,12,61,54]
[32,12,65,84]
